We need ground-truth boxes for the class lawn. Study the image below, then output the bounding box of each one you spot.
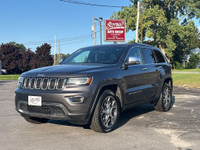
[173,68,200,72]
[0,74,20,80]
[172,73,200,89]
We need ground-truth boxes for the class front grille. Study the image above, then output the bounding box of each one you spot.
[20,77,66,90]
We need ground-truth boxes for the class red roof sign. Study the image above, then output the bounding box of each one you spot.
[104,20,126,42]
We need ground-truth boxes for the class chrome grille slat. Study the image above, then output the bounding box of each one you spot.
[41,78,49,90]
[20,77,65,90]
[21,78,25,88]
[57,78,65,90]
[25,78,30,89]
[35,78,42,89]
[30,78,35,89]
[49,78,57,90]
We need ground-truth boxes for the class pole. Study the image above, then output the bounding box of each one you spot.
[100,21,102,45]
[58,40,60,61]
[92,16,96,45]
[135,1,140,43]
[140,2,143,44]
[54,36,56,64]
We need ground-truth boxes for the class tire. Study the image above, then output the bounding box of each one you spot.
[90,90,120,133]
[23,116,49,124]
[154,83,172,112]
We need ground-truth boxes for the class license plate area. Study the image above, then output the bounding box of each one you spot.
[28,96,42,106]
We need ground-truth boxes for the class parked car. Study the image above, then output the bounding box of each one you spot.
[1,69,7,74]
[15,44,173,132]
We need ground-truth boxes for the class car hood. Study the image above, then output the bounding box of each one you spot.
[22,64,116,77]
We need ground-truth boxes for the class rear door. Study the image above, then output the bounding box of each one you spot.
[153,49,167,89]
[140,48,159,100]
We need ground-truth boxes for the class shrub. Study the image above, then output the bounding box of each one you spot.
[173,61,184,70]
[186,54,200,69]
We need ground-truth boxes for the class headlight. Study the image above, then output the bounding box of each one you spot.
[17,76,24,88]
[67,77,92,85]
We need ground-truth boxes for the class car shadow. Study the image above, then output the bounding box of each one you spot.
[116,95,176,130]
[48,95,176,131]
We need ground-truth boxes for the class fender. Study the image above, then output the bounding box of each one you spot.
[86,80,125,122]
[155,75,173,99]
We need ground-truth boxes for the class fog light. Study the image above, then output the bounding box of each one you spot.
[65,96,84,103]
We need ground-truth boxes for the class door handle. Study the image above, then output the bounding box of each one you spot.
[142,67,148,71]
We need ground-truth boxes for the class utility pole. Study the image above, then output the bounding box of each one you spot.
[140,2,143,44]
[58,40,60,61]
[100,20,102,45]
[92,16,96,45]
[135,0,140,43]
[54,36,56,64]
[95,17,103,45]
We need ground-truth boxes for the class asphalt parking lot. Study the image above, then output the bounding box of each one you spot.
[0,80,199,150]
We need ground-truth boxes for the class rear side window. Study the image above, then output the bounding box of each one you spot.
[153,50,165,63]
[141,48,156,64]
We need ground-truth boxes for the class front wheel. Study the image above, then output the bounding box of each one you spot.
[90,90,120,133]
[154,83,173,112]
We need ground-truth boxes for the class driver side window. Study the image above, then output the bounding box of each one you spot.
[125,47,143,64]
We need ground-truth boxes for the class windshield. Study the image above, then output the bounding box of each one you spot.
[62,46,125,64]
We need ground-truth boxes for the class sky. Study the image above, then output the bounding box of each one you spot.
[0,0,199,55]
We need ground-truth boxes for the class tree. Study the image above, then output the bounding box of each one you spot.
[21,49,37,72]
[35,43,53,68]
[111,0,200,62]
[8,42,26,53]
[0,43,22,74]
[186,53,200,69]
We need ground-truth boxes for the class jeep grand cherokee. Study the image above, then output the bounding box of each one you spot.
[15,44,173,132]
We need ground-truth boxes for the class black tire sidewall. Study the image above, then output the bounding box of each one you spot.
[97,90,120,132]
[161,83,172,111]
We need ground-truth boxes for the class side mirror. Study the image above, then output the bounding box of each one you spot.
[122,56,141,70]
[59,58,64,64]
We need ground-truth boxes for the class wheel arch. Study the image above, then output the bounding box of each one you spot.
[163,76,173,90]
[88,82,125,124]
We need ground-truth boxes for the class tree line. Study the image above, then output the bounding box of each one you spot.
[112,0,200,69]
[0,42,53,74]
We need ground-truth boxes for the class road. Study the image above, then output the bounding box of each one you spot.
[0,80,200,150]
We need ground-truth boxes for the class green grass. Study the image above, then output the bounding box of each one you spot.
[173,68,200,72]
[0,74,20,80]
[172,73,200,89]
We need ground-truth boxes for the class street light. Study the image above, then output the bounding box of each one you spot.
[95,17,103,45]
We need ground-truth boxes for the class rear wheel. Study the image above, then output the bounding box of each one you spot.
[154,83,172,112]
[90,90,120,133]
[23,116,49,124]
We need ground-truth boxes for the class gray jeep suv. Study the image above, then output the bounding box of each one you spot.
[15,44,173,132]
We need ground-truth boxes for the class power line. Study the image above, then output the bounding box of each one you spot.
[23,33,93,45]
[60,0,124,8]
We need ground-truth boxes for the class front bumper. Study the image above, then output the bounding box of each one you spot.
[15,87,95,125]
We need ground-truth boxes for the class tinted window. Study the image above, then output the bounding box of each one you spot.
[125,47,143,64]
[62,46,125,64]
[141,48,156,64]
[153,50,165,63]
[70,51,90,63]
